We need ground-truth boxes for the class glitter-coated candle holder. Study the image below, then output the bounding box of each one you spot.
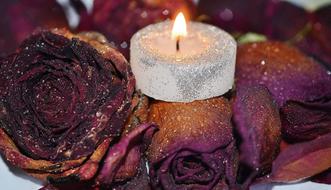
[130,20,236,102]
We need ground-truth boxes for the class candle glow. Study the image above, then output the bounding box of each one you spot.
[171,12,187,40]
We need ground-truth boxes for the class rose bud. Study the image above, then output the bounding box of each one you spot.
[0,29,155,185]
[147,98,238,190]
[236,41,331,142]
[0,0,68,56]
[233,86,281,175]
[77,0,196,59]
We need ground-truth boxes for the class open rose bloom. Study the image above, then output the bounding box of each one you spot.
[0,29,156,187]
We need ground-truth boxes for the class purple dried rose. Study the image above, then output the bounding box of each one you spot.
[0,29,152,184]
[147,98,238,190]
[0,0,68,56]
[77,0,196,58]
[236,41,331,142]
[233,85,281,175]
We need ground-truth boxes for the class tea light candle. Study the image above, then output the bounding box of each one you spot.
[130,13,236,102]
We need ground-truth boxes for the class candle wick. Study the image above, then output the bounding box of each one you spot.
[176,37,180,52]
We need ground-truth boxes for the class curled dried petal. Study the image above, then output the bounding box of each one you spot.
[281,97,331,142]
[96,123,157,185]
[233,85,281,173]
[267,133,331,183]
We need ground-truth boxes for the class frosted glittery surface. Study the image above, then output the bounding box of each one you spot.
[130,21,236,102]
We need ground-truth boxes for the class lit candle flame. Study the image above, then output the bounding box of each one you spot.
[172,12,187,40]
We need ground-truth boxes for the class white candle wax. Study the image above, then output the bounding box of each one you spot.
[145,24,209,57]
[130,20,236,102]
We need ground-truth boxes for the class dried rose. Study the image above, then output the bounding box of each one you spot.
[148,98,238,190]
[0,0,68,56]
[265,133,331,183]
[233,85,281,174]
[236,41,331,142]
[0,29,141,183]
[77,0,196,58]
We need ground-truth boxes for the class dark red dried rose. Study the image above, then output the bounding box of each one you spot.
[148,98,238,190]
[0,29,149,183]
[77,0,196,58]
[233,85,281,174]
[0,0,68,56]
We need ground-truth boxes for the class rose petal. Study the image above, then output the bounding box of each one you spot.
[96,123,157,185]
[111,158,152,190]
[233,85,281,173]
[266,133,331,183]
[236,41,331,107]
[281,97,331,142]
